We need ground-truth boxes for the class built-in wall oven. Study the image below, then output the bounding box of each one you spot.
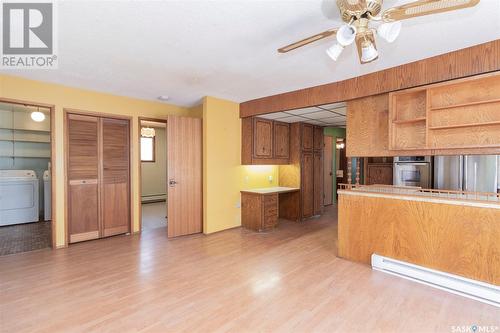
[393,156,432,188]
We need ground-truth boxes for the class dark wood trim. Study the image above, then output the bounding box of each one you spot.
[0,98,57,249]
[137,117,168,233]
[240,40,500,117]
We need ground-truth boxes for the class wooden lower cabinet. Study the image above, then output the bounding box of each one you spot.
[67,113,130,244]
[365,163,393,185]
[241,193,278,231]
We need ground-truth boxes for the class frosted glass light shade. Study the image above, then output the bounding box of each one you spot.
[336,24,357,46]
[326,43,344,61]
[377,21,402,43]
[361,42,378,63]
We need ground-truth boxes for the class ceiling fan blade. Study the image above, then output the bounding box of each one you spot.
[278,28,338,53]
[382,0,480,22]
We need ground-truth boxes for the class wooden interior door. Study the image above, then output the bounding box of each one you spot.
[253,118,273,158]
[323,136,333,206]
[301,152,314,218]
[67,114,100,243]
[101,118,130,237]
[167,116,202,237]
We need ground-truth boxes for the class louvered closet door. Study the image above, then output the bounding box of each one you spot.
[101,117,130,237]
[67,114,100,243]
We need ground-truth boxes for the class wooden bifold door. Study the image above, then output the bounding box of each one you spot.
[67,114,130,244]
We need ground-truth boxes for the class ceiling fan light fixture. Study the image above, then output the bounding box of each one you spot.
[326,43,344,61]
[377,21,402,43]
[336,24,357,46]
[361,40,378,63]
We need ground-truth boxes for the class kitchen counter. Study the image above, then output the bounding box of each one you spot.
[240,187,300,194]
[338,184,500,209]
[338,185,500,285]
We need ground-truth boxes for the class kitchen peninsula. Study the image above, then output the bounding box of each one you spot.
[337,184,500,285]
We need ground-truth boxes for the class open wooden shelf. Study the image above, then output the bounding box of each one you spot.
[392,117,426,125]
[429,120,500,131]
[430,98,500,111]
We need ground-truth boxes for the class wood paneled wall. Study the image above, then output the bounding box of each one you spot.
[240,40,500,117]
[338,193,500,285]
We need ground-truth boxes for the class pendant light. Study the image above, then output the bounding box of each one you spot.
[141,127,156,138]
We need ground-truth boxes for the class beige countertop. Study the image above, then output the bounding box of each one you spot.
[241,187,300,194]
[338,185,500,209]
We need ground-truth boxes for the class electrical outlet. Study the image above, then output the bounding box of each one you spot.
[268,175,273,183]
[235,202,241,208]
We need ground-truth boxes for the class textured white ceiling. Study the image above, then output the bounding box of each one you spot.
[2,0,499,107]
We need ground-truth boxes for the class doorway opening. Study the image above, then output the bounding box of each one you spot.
[0,100,54,255]
[140,119,168,232]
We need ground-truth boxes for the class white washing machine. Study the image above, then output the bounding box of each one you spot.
[0,170,39,226]
[43,170,51,221]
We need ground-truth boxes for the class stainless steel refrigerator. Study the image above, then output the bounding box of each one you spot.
[434,155,499,193]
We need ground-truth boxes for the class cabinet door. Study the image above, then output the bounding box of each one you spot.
[273,121,290,159]
[253,118,273,158]
[301,152,314,218]
[67,114,100,243]
[313,126,324,151]
[301,124,314,151]
[313,152,323,215]
[101,118,130,237]
[366,164,393,185]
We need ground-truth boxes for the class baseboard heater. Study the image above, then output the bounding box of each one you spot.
[371,254,500,307]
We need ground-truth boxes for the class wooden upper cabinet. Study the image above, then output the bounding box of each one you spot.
[347,72,500,157]
[313,126,324,151]
[242,117,290,165]
[253,118,273,158]
[390,72,500,151]
[301,124,314,151]
[273,121,290,159]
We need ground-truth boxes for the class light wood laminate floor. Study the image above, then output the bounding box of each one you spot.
[1,206,499,332]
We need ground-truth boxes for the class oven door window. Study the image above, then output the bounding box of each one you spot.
[401,169,421,183]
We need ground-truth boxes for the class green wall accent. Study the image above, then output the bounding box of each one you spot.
[324,127,346,204]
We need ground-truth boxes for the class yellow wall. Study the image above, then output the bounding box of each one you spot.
[202,96,278,234]
[0,74,201,247]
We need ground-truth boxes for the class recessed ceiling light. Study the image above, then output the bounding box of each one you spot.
[158,95,170,101]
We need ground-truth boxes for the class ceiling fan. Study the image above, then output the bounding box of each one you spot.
[278,0,480,64]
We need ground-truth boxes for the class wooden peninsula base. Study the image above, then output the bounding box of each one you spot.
[338,189,500,286]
